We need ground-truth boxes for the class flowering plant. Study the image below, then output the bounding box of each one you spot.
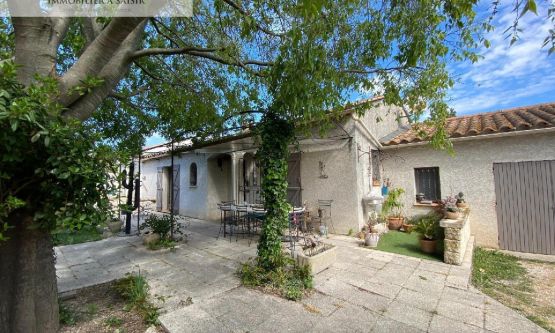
[441,196,459,212]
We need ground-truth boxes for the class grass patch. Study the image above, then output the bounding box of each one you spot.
[114,272,160,326]
[105,315,124,327]
[472,248,555,332]
[472,248,531,294]
[52,226,102,246]
[374,230,443,261]
[239,259,313,301]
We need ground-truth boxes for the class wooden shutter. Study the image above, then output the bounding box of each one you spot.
[287,153,302,207]
[156,167,163,211]
[172,165,180,214]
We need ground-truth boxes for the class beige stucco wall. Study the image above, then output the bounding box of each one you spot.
[300,140,361,234]
[380,131,555,248]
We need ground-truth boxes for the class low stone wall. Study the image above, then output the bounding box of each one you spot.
[440,211,471,265]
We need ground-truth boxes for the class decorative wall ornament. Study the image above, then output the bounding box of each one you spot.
[319,161,328,179]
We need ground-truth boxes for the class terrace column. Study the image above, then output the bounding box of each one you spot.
[230,152,245,203]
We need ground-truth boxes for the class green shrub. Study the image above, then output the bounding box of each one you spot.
[139,214,181,241]
[59,301,77,325]
[115,272,160,326]
[382,188,405,218]
[239,259,313,301]
[410,212,443,240]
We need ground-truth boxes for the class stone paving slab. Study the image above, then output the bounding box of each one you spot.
[56,218,547,333]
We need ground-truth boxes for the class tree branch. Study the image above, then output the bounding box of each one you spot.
[222,0,284,37]
[130,46,223,59]
[57,17,146,108]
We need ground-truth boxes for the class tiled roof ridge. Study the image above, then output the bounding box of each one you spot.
[382,102,555,146]
[444,102,555,121]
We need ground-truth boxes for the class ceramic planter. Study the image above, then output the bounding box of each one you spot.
[420,238,437,254]
[444,211,460,220]
[387,217,404,230]
[402,223,414,233]
[365,233,380,247]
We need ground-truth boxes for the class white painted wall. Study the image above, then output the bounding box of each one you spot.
[140,153,217,220]
[381,132,555,248]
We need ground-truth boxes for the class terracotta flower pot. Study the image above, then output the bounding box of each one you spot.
[420,238,437,254]
[388,217,404,230]
[456,202,468,209]
[445,211,460,220]
[402,223,414,233]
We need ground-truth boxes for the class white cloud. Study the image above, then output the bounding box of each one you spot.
[449,1,555,115]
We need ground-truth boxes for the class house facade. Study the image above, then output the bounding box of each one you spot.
[380,103,555,253]
[139,101,555,254]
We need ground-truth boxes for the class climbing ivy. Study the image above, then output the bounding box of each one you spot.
[255,112,295,270]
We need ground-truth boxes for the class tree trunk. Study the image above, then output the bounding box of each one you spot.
[0,211,59,333]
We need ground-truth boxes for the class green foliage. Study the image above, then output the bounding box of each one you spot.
[410,212,443,240]
[59,301,77,325]
[52,225,103,246]
[115,272,160,326]
[382,188,405,218]
[139,214,176,240]
[0,61,119,240]
[255,112,295,270]
[239,259,313,301]
[147,238,177,251]
[105,316,123,328]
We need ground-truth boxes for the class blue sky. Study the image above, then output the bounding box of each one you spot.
[448,1,555,115]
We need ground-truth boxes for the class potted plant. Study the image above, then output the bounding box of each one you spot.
[415,193,425,203]
[455,192,468,208]
[441,196,461,220]
[411,213,442,254]
[382,187,405,230]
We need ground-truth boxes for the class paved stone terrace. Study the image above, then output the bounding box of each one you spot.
[56,218,546,333]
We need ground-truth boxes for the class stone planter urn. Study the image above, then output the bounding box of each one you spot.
[143,233,160,246]
[420,238,437,254]
[296,244,336,274]
[96,225,105,234]
[365,233,380,247]
[108,220,122,233]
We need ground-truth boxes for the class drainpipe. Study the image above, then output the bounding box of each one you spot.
[170,140,174,239]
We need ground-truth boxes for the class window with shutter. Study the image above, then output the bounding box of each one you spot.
[190,163,197,186]
[414,167,440,201]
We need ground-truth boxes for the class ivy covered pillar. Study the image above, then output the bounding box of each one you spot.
[256,112,295,270]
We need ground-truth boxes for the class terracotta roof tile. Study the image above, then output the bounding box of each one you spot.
[382,102,555,146]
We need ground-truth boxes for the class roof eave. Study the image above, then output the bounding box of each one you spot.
[380,126,555,149]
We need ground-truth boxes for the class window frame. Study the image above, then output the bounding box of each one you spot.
[189,162,198,187]
[414,167,441,202]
